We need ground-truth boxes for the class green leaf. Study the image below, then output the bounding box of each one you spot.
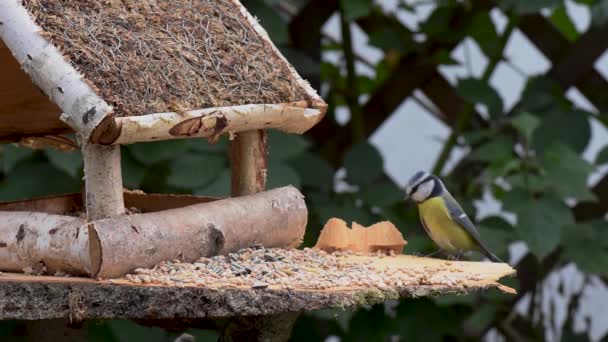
[343,142,383,186]
[316,196,373,227]
[462,130,494,145]
[266,160,301,189]
[432,50,460,65]
[167,153,226,189]
[468,136,513,162]
[268,131,310,161]
[121,147,146,189]
[541,144,596,201]
[44,148,82,178]
[511,112,540,142]
[519,76,562,113]
[109,320,167,342]
[367,29,412,53]
[550,6,579,42]
[503,190,573,258]
[194,169,231,198]
[1,145,34,173]
[340,0,372,21]
[464,304,498,334]
[468,12,501,58]
[0,159,81,201]
[487,158,521,179]
[596,145,608,165]
[289,152,334,189]
[397,299,459,340]
[187,137,228,153]
[562,221,608,274]
[420,6,463,43]
[478,216,513,257]
[500,0,561,14]
[532,110,591,155]
[360,181,403,207]
[591,0,608,28]
[456,78,503,116]
[129,140,190,165]
[242,0,288,44]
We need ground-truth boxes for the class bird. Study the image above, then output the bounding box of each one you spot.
[404,171,504,263]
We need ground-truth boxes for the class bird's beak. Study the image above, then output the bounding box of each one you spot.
[404,187,410,201]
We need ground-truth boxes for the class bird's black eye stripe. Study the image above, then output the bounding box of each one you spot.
[411,176,434,194]
[411,183,420,194]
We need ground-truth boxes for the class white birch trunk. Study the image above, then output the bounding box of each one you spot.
[101,103,323,145]
[82,143,125,221]
[0,0,112,140]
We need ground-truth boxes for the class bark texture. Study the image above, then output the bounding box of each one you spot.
[0,212,90,276]
[97,103,323,145]
[0,256,515,320]
[90,186,306,278]
[82,143,125,221]
[230,130,268,196]
[0,187,306,278]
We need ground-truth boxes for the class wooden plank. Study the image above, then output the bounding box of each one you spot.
[0,40,70,141]
[0,255,515,320]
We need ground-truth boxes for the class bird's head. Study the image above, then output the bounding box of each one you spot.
[404,171,443,203]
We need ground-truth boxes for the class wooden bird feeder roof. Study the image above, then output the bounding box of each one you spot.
[0,0,326,145]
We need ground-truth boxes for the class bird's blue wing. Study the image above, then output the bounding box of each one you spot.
[443,192,503,263]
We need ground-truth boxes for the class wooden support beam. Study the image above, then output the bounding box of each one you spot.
[230,130,268,196]
[519,15,608,112]
[82,143,125,221]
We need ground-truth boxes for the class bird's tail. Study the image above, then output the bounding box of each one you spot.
[485,252,504,263]
[479,245,505,263]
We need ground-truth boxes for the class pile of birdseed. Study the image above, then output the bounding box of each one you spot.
[121,246,428,290]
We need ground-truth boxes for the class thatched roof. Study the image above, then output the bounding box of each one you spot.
[0,0,325,143]
[24,0,310,117]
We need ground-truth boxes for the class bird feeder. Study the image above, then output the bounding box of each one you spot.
[0,0,324,278]
[0,1,515,339]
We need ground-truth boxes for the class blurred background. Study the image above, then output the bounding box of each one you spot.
[1,0,608,340]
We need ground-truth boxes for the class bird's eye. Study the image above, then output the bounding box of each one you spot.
[411,184,420,194]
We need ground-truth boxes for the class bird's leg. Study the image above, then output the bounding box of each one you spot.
[424,250,443,258]
[449,251,465,261]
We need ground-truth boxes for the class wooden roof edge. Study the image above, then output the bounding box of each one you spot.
[229,0,326,107]
[0,0,112,141]
[90,102,325,145]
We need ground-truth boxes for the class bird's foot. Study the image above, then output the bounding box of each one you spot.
[447,251,465,261]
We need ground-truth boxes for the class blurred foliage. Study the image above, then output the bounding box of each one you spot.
[1,0,608,341]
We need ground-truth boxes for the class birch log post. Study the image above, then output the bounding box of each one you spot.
[82,143,125,221]
[0,187,306,278]
[231,130,268,196]
[90,186,305,278]
[0,212,90,276]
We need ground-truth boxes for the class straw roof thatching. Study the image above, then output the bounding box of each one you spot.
[23,0,311,117]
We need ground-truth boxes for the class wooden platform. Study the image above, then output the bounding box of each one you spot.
[0,255,515,321]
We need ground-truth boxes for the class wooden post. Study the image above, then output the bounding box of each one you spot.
[82,143,125,221]
[229,130,299,341]
[230,130,268,196]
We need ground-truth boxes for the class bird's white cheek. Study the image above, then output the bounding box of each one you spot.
[411,192,425,202]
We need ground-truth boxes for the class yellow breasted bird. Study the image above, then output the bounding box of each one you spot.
[405,171,503,263]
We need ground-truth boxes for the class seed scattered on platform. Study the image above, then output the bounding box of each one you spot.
[118,247,464,291]
[252,281,269,289]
